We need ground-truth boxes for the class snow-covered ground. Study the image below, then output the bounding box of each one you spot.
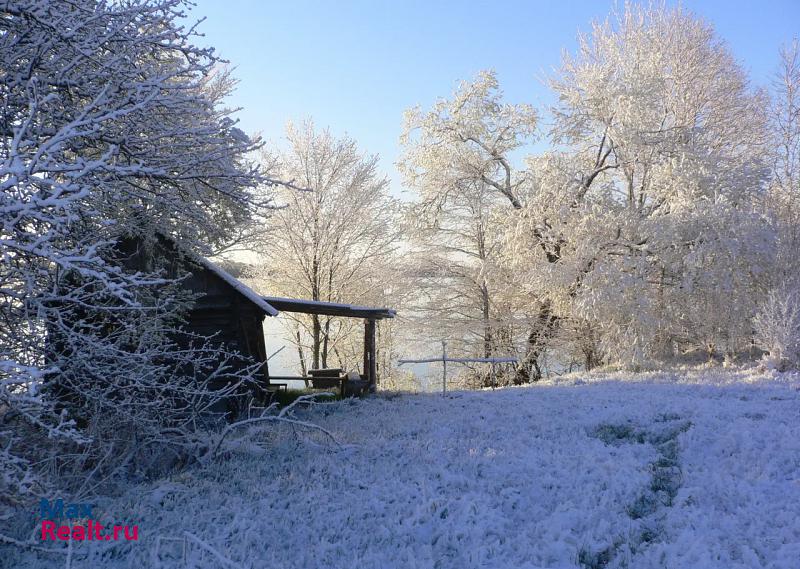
[9,368,800,568]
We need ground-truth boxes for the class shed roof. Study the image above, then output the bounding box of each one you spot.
[262,296,396,320]
[194,256,279,316]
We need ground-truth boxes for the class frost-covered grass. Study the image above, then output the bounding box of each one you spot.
[7,368,800,568]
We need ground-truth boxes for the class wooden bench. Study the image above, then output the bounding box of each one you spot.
[267,370,368,398]
[308,368,344,393]
[308,368,371,397]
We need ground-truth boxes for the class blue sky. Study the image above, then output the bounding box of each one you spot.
[190,0,799,197]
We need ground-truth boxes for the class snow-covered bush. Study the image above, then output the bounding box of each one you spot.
[753,286,800,370]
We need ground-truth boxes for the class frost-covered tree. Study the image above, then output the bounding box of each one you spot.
[768,40,800,278]
[511,3,770,367]
[400,186,508,359]
[399,70,538,211]
[399,71,540,379]
[1,0,268,512]
[749,40,800,369]
[250,121,399,377]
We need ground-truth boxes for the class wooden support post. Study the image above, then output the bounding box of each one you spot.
[363,320,369,381]
[369,319,378,391]
[364,318,377,392]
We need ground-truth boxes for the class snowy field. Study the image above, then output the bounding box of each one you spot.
[9,368,800,569]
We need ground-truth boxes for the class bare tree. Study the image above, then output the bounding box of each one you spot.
[250,121,400,376]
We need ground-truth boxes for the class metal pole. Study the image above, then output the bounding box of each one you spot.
[442,340,447,397]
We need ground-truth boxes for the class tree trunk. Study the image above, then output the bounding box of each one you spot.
[312,314,321,370]
[296,328,309,387]
[515,301,558,383]
[311,238,321,370]
[481,282,492,358]
[321,316,330,368]
[584,346,599,371]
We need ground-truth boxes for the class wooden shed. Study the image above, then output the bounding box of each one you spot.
[113,235,396,405]
[114,235,277,392]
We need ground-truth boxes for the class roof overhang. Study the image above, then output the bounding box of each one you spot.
[263,296,396,320]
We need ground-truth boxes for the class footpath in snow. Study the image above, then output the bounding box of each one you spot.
[7,368,800,568]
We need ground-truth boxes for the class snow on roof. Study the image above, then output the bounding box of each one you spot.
[194,256,279,316]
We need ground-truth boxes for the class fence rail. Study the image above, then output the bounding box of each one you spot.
[398,340,518,395]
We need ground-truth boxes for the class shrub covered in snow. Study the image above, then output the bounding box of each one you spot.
[753,286,800,370]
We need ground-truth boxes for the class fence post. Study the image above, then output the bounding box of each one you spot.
[441,340,447,397]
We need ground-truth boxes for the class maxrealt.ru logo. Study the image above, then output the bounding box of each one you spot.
[39,499,138,542]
